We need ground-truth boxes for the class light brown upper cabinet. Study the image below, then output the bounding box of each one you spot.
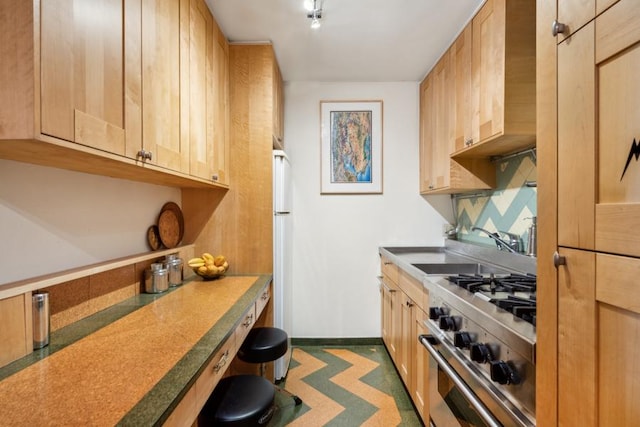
[40,0,127,154]
[187,0,214,181]
[419,29,494,195]
[211,22,230,185]
[139,0,188,173]
[0,0,229,190]
[272,60,285,150]
[453,0,536,159]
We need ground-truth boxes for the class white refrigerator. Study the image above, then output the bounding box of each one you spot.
[273,150,292,381]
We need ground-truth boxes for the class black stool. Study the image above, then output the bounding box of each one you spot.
[200,375,275,426]
[237,327,302,406]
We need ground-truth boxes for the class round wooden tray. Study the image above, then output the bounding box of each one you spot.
[147,225,163,251]
[157,202,184,249]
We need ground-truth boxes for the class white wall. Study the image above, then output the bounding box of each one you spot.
[285,82,452,338]
[0,160,180,285]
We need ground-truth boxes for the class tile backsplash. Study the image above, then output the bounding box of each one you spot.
[455,150,537,253]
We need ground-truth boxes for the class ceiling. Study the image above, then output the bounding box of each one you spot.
[205,0,484,82]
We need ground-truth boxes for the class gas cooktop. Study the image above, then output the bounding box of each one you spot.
[447,273,537,325]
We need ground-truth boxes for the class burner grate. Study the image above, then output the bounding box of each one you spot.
[447,273,537,325]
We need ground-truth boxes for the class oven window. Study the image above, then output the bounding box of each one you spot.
[430,357,492,427]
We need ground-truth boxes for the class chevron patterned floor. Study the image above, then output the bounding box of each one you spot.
[268,345,423,427]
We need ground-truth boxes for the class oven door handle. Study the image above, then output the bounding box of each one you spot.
[419,334,502,427]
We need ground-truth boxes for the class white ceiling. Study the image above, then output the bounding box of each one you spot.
[206,0,484,82]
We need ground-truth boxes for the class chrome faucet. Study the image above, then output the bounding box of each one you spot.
[471,226,522,254]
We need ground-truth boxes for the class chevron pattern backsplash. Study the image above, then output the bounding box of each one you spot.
[456,151,537,253]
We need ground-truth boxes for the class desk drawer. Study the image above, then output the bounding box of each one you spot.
[381,256,399,284]
[195,335,236,411]
[235,305,257,347]
[255,285,271,318]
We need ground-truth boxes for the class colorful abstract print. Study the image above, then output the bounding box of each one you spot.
[330,110,372,183]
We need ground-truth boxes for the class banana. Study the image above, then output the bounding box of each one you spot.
[188,257,205,268]
[202,253,214,262]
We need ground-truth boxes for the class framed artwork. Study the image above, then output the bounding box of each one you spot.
[320,100,383,194]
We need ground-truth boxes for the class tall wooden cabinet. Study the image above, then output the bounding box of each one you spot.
[538,0,640,425]
[187,44,282,273]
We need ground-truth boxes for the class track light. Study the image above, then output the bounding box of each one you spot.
[305,0,323,29]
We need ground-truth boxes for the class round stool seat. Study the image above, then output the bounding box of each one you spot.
[238,327,288,364]
[201,375,275,426]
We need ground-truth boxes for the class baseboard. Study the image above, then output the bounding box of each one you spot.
[291,337,383,346]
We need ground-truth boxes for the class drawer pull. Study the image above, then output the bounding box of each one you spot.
[261,291,269,300]
[213,349,230,373]
[242,313,254,327]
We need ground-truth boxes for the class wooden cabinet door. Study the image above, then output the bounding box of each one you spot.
[594,0,640,257]
[272,60,285,149]
[559,0,640,257]
[40,0,126,153]
[413,310,429,421]
[557,22,596,250]
[419,75,435,192]
[211,22,230,185]
[472,0,504,143]
[454,24,473,152]
[188,0,214,180]
[596,253,640,425]
[557,248,597,426]
[141,0,187,172]
[399,293,414,389]
[380,279,397,360]
[432,53,452,191]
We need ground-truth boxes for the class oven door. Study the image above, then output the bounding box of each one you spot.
[419,331,535,427]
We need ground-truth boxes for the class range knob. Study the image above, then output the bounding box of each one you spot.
[429,306,446,320]
[454,331,473,349]
[438,315,459,331]
[490,360,522,385]
[470,343,493,364]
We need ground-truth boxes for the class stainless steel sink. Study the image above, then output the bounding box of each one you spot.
[412,263,509,275]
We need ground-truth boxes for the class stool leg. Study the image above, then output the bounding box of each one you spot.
[259,362,302,406]
[275,384,303,406]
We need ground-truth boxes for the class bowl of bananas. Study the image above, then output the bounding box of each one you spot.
[188,253,229,280]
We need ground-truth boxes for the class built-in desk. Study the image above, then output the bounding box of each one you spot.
[0,275,272,426]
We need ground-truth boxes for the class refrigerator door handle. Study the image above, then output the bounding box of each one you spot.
[275,211,291,215]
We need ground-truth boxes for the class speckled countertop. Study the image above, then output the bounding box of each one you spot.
[0,274,271,426]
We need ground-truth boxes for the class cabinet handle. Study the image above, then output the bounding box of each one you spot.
[406,300,414,307]
[261,291,269,300]
[213,349,230,373]
[428,184,434,190]
[212,174,219,181]
[551,20,566,37]
[381,282,396,293]
[553,251,566,268]
[464,138,473,147]
[137,150,152,161]
[242,313,254,327]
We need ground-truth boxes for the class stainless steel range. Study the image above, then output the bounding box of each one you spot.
[415,252,537,426]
